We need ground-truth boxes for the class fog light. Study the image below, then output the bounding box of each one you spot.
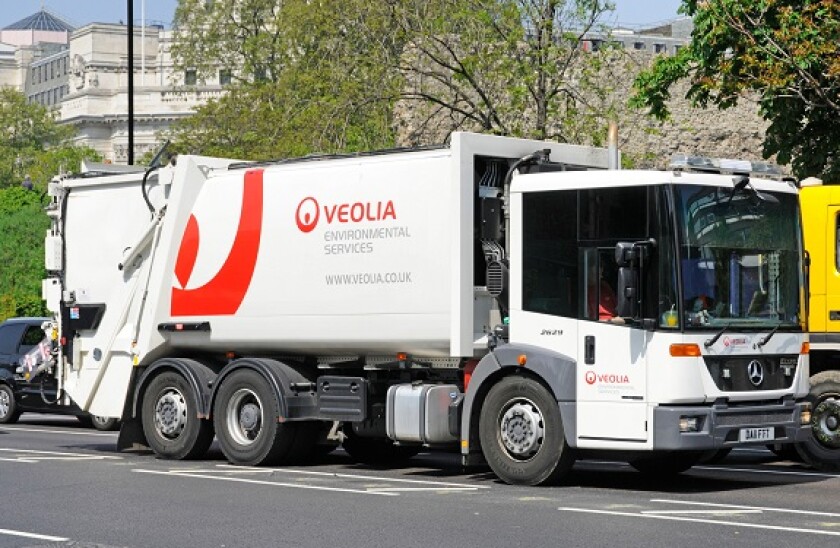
[679,416,702,432]
[801,404,812,425]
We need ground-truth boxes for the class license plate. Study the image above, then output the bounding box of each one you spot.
[739,427,774,442]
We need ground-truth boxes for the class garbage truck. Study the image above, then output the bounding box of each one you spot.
[38,133,811,485]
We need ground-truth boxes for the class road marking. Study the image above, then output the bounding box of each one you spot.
[0,448,122,463]
[1,425,117,437]
[558,507,840,537]
[694,465,840,479]
[133,469,399,496]
[641,510,763,516]
[0,527,68,542]
[214,464,491,489]
[651,499,840,518]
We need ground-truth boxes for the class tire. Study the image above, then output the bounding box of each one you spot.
[796,370,840,471]
[0,384,21,424]
[478,375,574,486]
[141,371,214,460]
[630,451,702,475]
[341,426,421,465]
[91,415,120,431]
[213,369,303,466]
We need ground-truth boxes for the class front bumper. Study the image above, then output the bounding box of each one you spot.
[653,400,810,451]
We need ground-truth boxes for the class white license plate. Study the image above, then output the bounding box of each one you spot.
[739,427,774,442]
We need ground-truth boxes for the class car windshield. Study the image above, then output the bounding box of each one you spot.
[674,183,802,330]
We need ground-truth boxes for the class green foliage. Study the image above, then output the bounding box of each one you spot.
[0,187,49,321]
[168,0,399,158]
[632,0,840,179]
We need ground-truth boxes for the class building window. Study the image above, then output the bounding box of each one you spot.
[654,43,667,54]
[185,69,197,86]
[219,69,232,86]
[634,42,646,50]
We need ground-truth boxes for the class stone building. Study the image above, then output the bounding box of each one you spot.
[0,8,223,164]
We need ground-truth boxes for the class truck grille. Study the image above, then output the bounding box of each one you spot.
[716,410,793,427]
[703,355,798,392]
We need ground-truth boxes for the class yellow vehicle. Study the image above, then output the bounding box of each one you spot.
[798,178,840,470]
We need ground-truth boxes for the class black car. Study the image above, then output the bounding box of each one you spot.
[0,317,118,430]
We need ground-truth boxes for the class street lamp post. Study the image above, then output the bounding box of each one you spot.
[127,0,135,165]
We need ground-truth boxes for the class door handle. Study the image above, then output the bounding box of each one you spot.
[585,335,595,365]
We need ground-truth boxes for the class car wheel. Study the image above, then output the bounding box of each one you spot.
[91,415,120,431]
[0,384,22,424]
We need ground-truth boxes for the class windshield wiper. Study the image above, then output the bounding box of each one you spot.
[704,326,729,348]
[757,325,780,348]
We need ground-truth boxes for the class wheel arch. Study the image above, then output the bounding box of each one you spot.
[208,358,317,422]
[130,357,217,420]
[461,344,577,461]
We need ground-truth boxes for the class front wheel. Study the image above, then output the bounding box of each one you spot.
[796,371,840,471]
[141,371,213,460]
[0,384,21,424]
[478,375,574,486]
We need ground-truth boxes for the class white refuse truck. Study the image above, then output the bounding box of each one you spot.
[40,133,811,485]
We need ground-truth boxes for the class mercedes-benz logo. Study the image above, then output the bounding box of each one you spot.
[747,360,765,387]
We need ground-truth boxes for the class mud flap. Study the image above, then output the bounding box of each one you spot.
[117,416,150,453]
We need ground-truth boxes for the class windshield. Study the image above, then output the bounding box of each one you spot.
[674,183,802,330]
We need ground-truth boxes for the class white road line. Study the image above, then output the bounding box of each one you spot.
[132,469,398,496]
[641,510,763,516]
[0,527,68,542]
[693,465,840,479]
[365,487,481,493]
[1,425,117,437]
[0,458,38,463]
[214,464,491,489]
[0,448,121,459]
[651,499,840,518]
[558,507,840,537]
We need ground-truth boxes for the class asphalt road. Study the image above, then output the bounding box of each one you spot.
[1,415,839,548]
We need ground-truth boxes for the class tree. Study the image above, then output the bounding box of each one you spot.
[631,0,840,179]
[387,0,617,143]
[0,187,49,320]
[0,88,101,189]
[168,0,400,158]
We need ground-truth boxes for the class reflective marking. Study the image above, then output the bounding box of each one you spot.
[558,507,840,537]
[2,425,117,437]
[0,528,68,542]
[132,469,398,496]
[694,465,840,479]
[215,464,490,489]
[651,499,840,518]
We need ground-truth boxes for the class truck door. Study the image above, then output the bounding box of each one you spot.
[576,247,649,445]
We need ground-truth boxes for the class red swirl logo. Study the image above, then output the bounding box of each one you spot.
[585,371,597,385]
[296,197,320,233]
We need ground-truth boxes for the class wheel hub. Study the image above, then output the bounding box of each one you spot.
[0,390,9,416]
[500,400,544,459]
[226,388,263,446]
[154,389,187,438]
[812,397,840,449]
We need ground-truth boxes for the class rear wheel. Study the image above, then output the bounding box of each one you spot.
[0,384,21,424]
[91,415,120,431]
[214,369,306,466]
[478,375,574,486]
[796,371,840,471]
[141,371,213,460]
